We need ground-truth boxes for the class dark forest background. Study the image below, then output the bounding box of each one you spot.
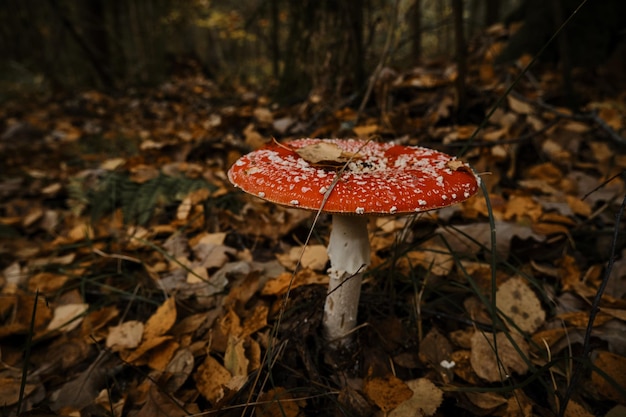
[3,0,625,104]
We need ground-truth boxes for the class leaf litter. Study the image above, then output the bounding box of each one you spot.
[1,26,626,417]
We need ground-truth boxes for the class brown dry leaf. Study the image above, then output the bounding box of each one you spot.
[503,195,542,222]
[557,255,582,292]
[504,389,533,417]
[507,95,533,114]
[27,272,69,294]
[595,104,624,131]
[123,335,173,364]
[600,307,626,322]
[256,387,305,417]
[388,378,443,417]
[0,377,37,407]
[211,308,244,352]
[145,339,180,371]
[262,269,328,296]
[564,400,594,417]
[557,311,613,328]
[106,321,144,351]
[81,306,119,341]
[364,373,413,413]
[253,107,273,124]
[470,331,529,382]
[353,124,379,136]
[46,303,89,333]
[0,293,51,338]
[418,327,453,369]
[295,142,361,166]
[176,188,211,221]
[241,304,268,337]
[194,355,232,405]
[224,336,249,377]
[591,351,626,405]
[398,244,454,276]
[244,124,266,149]
[465,391,507,410]
[276,245,329,271]
[565,195,592,218]
[496,276,546,333]
[143,297,176,340]
[136,385,187,417]
[163,348,195,393]
[129,164,160,183]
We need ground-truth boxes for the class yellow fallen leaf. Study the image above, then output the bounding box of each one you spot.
[143,297,177,340]
[194,355,232,405]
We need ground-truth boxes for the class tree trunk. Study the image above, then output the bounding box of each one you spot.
[410,0,422,64]
[452,0,468,121]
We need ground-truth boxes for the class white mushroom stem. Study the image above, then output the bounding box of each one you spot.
[323,215,371,347]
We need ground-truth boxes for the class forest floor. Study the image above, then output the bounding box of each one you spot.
[2,30,626,417]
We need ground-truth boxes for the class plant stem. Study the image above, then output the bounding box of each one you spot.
[323,215,370,348]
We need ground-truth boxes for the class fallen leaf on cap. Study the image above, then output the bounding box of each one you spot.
[388,378,443,417]
[295,142,361,167]
[496,276,545,333]
[470,331,529,382]
[364,373,413,413]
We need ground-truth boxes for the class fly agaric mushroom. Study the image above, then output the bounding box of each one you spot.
[228,138,479,347]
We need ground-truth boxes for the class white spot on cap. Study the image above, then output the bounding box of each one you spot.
[390,206,397,214]
[356,207,365,214]
[290,200,299,206]
[258,192,266,198]
[418,199,427,206]
[319,186,328,194]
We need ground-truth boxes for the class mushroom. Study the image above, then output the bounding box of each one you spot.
[228,138,480,348]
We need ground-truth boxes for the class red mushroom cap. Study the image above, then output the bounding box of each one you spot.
[228,138,480,215]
